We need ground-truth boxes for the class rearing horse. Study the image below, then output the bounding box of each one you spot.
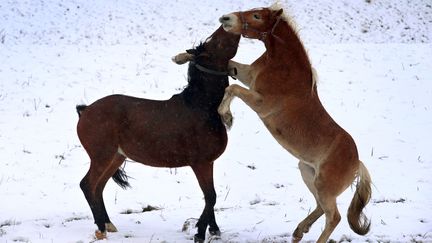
[76,26,240,242]
[218,5,372,243]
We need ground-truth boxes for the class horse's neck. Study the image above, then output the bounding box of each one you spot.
[182,68,228,109]
[263,20,317,97]
[265,21,310,67]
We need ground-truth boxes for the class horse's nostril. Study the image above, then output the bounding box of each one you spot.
[219,15,231,23]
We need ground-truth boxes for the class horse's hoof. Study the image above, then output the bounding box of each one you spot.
[228,67,238,77]
[193,234,205,243]
[172,53,193,65]
[291,238,300,243]
[291,233,302,243]
[105,222,118,232]
[222,113,233,129]
[95,230,107,240]
[209,229,221,236]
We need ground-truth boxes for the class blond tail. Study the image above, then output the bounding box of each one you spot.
[347,161,372,235]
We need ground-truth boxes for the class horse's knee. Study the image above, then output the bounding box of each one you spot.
[80,177,90,194]
[80,176,97,198]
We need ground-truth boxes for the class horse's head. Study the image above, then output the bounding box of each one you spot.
[173,25,240,70]
[172,26,240,108]
[219,7,283,41]
[198,25,240,65]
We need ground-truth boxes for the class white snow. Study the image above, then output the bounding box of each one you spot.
[0,0,431,242]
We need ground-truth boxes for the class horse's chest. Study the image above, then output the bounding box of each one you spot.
[249,66,277,93]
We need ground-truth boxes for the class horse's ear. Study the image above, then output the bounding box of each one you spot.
[186,49,196,55]
[273,8,283,18]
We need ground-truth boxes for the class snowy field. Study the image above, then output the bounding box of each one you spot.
[0,0,431,242]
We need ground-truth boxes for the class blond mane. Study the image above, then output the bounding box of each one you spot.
[269,2,300,35]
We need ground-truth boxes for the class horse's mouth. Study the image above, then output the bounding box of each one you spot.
[219,17,232,30]
[221,23,233,31]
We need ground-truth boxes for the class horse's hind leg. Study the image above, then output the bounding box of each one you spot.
[191,162,219,243]
[293,161,324,243]
[313,160,356,243]
[80,152,126,239]
[314,189,340,243]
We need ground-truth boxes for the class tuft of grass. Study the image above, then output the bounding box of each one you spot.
[142,205,161,212]
[63,215,90,223]
[120,205,162,214]
[249,195,262,205]
[372,198,406,204]
[0,29,5,44]
[247,164,256,170]
[0,219,21,228]
[12,236,29,242]
[339,234,353,242]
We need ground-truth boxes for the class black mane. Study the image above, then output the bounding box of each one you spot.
[180,42,229,112]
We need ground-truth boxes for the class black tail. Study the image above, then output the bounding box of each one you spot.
[76,105,87,117]
[112,167,131,189]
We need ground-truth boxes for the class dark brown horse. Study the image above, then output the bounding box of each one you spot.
[76,26,240,242]
[218,4,372,243]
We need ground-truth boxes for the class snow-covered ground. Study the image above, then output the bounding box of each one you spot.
[0,0,431,242]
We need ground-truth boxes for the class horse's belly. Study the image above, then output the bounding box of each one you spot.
[262,118,318,163]
[272,134,307,160]
[119,130,227,168]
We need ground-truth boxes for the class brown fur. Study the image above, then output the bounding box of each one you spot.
[218,7,371,243]
[76,26,240,242]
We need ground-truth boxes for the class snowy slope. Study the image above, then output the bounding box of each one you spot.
[0,0,431,242]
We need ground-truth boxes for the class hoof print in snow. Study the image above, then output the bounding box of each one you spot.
[182,218,199,234]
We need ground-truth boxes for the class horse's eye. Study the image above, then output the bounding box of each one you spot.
[253,14,261,20]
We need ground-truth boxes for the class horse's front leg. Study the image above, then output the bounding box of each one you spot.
[218,84,263,129]
[228,60,253,87]
[191,163,219,243]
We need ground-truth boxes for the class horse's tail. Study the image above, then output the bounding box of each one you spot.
[347,160,372,235]
[112,166,131,190]
[76,105,88,117]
